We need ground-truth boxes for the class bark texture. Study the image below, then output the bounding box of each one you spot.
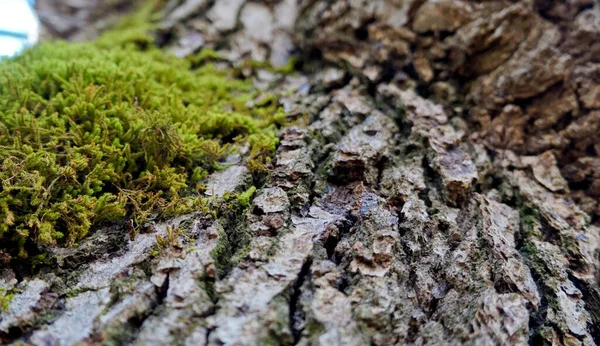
[2,0,600,345]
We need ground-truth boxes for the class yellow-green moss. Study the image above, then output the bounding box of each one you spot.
[0,20,283,260]
[0,288,14,311]
[236,186,257,208]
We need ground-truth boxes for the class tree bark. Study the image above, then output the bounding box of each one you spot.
[1,0,599,345]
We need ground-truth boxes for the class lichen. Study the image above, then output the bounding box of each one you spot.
[0,10,283,260]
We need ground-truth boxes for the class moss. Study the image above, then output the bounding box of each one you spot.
[267,231,286,258]
[519,203,541,235]
[9,341,29,346]
[102,326,138,346]
[204,278,216,303]
[517,197,543,260]
[108,274,142,306]
[187,49,227,67]
[65,288,83,298]
[237,186,257,208]
[304,320,325,338]
[0,10,282,260]
[93,0,163,50]
[210,223,232,278]
[230,243,252,264]
[272,57,299,74]
[239,57,299,75]
[521,241,538,257]
[258,295,294,346]
[0,287,14,311]
[27,253,51,273]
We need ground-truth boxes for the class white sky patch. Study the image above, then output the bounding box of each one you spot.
[0,0,40,57]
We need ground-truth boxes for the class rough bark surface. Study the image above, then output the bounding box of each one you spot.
[2,0,600,345]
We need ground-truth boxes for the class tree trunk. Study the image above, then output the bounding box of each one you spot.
[2,0,599,345]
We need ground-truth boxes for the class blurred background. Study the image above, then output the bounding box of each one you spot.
[34,0,300,66]
[36,0,138,41]
[0,0,39,57]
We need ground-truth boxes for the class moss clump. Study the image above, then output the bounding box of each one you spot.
[0,288,14,311]
[0,32,283,259]
[236,186,257,208]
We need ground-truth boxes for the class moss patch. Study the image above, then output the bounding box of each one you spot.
[0,287,14,311]
[0,23,283,260]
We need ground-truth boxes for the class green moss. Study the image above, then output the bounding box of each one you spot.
[517,197,543,259]
[259,295,294,346]
[94,0,162,50]
[521,241,538,257]
[519,203,541,234]
[65,288,83,298]
[210,223,232,277]
[0,287,14,311]
[187,49,227,67]
[237,186,257,208]
[209,190,256,277]
[204,278,216,303]
[240,57,298,75]
[9,340,29,346]
[230,243,251,264]
[0,17,282,260]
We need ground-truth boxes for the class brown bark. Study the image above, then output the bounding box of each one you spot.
[1,1,599,345]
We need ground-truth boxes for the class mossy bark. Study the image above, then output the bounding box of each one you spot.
[1,1,599,345]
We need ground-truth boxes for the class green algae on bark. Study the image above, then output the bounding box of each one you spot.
[0,39,283,260]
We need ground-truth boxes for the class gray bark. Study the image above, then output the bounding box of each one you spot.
[2,0,600,345]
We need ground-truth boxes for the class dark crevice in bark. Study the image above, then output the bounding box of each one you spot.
[420,155,438,209]
[405,314,421,344]
[124,272,171,345]
[514,208,556,344]
[289,258,312,344]
[505,184,597,343]
[327,218,355,265]
[568,273,600,344]
[426,297,440,320]
[324,230,340,261]
[374,157,388,191]
[204,276,217,304]
[1,327,23,344]
[214,210,252,279]
[154,272,170,312]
